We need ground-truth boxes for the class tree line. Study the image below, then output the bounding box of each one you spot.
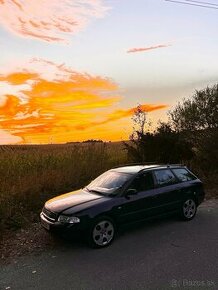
[124,84,218,176]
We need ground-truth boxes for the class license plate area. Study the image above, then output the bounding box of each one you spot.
[41,218,50,230]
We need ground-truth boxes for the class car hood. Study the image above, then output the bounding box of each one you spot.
[45,189,104,213]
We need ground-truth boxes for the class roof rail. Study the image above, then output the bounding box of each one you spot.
[136,163,184,173]
[112,162,158,169]
[112,162,184,170]
[166,164,183,167]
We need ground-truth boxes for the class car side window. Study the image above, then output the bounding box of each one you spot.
[130,172,154,192]
[154,169,177,187]
[172,168,196,182]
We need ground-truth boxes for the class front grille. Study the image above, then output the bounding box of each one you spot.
[42,207,58,221]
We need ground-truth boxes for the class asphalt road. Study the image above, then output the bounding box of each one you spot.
[1,200,218,290]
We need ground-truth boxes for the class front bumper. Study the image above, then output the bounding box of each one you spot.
[40,212,84,234]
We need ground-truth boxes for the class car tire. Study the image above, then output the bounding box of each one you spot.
[180,198,197,221]
[88,216,116,248]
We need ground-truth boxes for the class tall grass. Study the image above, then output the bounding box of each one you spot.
[0,143,128,232]
[0,142,216,236]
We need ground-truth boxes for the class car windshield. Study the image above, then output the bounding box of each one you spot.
[85,170,132,196]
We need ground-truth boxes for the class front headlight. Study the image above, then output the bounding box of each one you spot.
[58,215,80,224]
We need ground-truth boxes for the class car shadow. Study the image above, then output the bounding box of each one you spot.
[118,212,178,236]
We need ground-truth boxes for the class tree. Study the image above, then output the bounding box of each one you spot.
[169,84,218,172]
[125,85,218,172]
[130,105,148,141]
[130,122,193,163]
[169,85,218,132]
[124,107,193,164]
[123,105,148,162]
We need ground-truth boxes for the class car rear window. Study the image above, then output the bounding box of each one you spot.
[153,169,177,187]
[172,168,196,182]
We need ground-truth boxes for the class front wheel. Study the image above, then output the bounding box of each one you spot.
[88,217,115,248]
[181,198,197,221]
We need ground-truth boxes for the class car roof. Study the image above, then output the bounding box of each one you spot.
[111,164,184,174]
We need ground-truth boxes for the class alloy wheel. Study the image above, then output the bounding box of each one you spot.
[183,199,196,219]
[92,220,114,247]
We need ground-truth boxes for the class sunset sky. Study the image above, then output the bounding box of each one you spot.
[0,0,218,144]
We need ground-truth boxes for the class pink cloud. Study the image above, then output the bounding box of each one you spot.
[0,0,108,43]
[127,44,172,53]
[0,129,22,144]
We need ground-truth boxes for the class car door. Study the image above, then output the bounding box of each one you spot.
[151,169,181,214]
[116,171,157,224]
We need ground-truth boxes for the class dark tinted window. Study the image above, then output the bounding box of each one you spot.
[130,172,154,192]
[154,169,177,187]
[172,168,196,182]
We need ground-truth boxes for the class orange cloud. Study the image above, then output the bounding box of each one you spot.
[127,44,171,53]
[0,59,167,144]
[0,0,108,42]
[74,104,168,130]
[0,72,38,85]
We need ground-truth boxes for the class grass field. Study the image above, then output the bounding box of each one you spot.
[0,142,128,233]
[0,142,217,237]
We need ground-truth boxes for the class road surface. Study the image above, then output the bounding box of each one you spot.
[1,200,218,290]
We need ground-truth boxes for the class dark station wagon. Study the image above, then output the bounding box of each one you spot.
[40,164,205,248]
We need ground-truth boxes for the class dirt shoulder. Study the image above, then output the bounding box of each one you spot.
[0,223,61,264]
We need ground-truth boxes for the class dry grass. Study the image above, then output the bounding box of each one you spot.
[0,142,217,237]
[0,142,128,234]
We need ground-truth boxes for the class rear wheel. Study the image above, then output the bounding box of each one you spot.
[88,217,115,248]
[181,198,197,221]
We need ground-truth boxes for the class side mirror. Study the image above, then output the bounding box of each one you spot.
[125,188,137,196]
